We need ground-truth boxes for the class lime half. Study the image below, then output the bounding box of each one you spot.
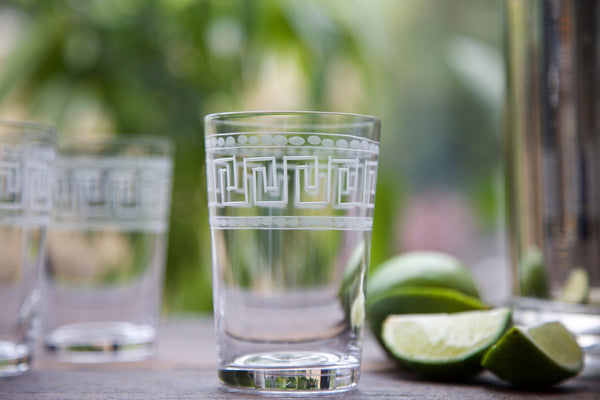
[381,307,511,379]
[482,321,583,388]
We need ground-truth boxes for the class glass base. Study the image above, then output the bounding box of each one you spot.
[0,341,31,376]
[219,351,360,394]
[44,321,155,363]
[512,296,600,375]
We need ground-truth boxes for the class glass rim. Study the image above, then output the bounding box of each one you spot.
[0,119,56,141]
[204,110,381,126]
[57,134,174,153]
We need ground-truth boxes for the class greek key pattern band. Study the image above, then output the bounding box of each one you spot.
[0,145,53,213]
[206,134,378,230]
[53,157,172,227]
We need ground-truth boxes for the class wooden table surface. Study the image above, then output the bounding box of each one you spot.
[2,316,599,399]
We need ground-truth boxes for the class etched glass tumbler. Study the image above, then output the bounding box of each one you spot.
[0,121,55,376]
[41,136,173,362]
[204,111,380,393]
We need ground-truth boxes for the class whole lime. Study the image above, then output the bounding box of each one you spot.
[368,251,480,300]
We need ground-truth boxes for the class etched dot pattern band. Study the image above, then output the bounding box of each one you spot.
[209,216,373,231]
[205,132,380,154]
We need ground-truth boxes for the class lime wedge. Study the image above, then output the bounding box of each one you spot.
[367,286,489,342]
[482,321,583,388]
[381,307,511,379]
[558,267,589,303]
[368,251,481,299]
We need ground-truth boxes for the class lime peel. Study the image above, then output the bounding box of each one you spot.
[368,251,481,300]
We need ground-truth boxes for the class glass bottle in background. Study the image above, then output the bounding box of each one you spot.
[505,0,600,372]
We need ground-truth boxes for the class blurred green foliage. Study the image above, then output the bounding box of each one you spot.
[0,0,505,312]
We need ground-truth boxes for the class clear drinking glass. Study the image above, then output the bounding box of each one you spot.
[204,111,381,393]
[41,135,173,362]
[506,0,600,371]
[0,121,55,376]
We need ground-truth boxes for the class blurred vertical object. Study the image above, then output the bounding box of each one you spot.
[506,0,600,372]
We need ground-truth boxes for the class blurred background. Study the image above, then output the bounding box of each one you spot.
[0,0,507,312]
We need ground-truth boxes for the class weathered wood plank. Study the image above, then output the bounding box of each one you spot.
[1,317,598,400]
